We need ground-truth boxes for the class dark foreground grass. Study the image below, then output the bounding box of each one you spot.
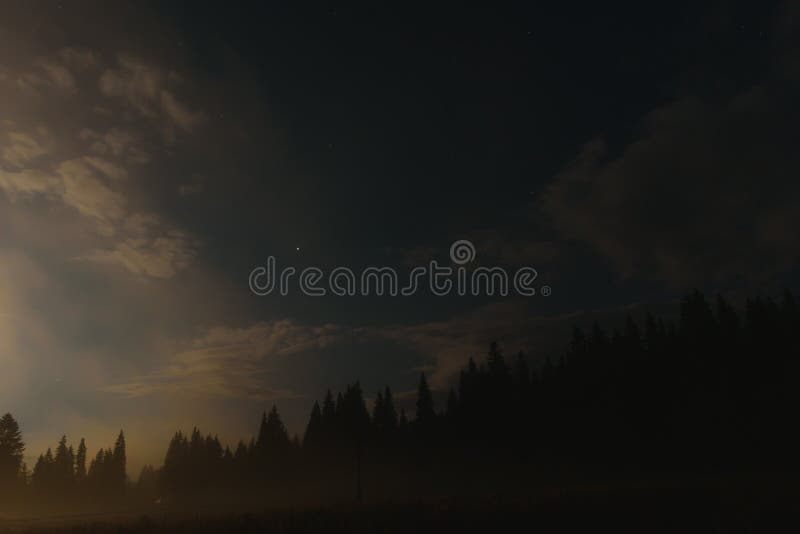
[2,482,797,534]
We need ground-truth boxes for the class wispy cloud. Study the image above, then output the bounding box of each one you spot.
[81,230,199,279]
[105,321,340,400]
[1,130,49,167]
[99,55,206,137]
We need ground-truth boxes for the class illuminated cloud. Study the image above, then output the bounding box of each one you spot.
[1,131,49,167]
[38,60,77,91]
[56,158,127,234]
[57,47,98,70]
[7,47,96,95]
[99,55,206,135]
[79,127,151,165]
[99,55,162,116]
[81,230,199,279]
[105,321,340,400]
[0,168,60,200]
[160,90,206,132]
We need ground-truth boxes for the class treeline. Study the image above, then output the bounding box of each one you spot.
[30,432,127,500]
[151,289,800,499]
[1,290,798,507]
[0,420,127,506]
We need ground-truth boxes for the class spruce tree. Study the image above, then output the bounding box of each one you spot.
[0,413,25,490]
[416,373,435,425]
[303,401,323,450]
[112,431,127,494]
[76,438,87,483]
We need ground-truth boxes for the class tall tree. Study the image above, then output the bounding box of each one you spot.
[54,435,74,490]
[381,386,398,430]
[303,401,324,450]
[257,406,290,452]
[32,448,55,494]
[416,373,435,426]
[487,341,508,378]
[372,391,385,425]
[0,414,25,491]
[112,430,127,494]
[75,438,87,483]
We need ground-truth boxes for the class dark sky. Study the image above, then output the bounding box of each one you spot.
[1,0,797,472]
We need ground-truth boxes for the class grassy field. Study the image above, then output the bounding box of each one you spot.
[1,480,796,533]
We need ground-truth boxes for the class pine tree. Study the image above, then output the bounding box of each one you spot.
[382,386,398,430]
[54,435,74,490]
[0,413,25,491]
[254,406,290,480]
[372,390,385,424]
[33,448,55,494]
[256,412,269,450]
[162,432,189,493]
[261,406,290,450]
[340,383,370,440]
[371,387,398,435]
[321,390,337,447]
[416,373,435,426]
[322,390,336,421]
[303,401,324,450]
[487,341,508,378]
[112,430,127,494]
[75,438,87,483]
[87,448,107,494]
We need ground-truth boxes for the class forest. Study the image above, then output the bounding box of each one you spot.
[1,290,798,515]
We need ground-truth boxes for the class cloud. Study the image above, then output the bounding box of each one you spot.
[0,168,60,200]
[3,46,219,285]
[370,301,580,389]
[122,212,161,234]
[99,55,162,117]
[540,7,800,287]
[160,90,206,132]
[56,158,127,234]
[542,88,800,286]
[1,131,49,166]
[1,124,133,217]
[105,321,340,400]
[38,61,76,91]
[77,207,200,279]
[57,47,97,71]
[81,230,199,279]
[7,47,97,95]
[80,127,151,164]
[1,138,198,278]
[102,300,592,406]
[99,55,205,135]
[178,182,204,197]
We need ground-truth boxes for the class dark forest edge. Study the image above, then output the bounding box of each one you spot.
[1,289,798,517]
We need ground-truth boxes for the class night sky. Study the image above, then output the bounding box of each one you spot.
[1,1,798,473]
